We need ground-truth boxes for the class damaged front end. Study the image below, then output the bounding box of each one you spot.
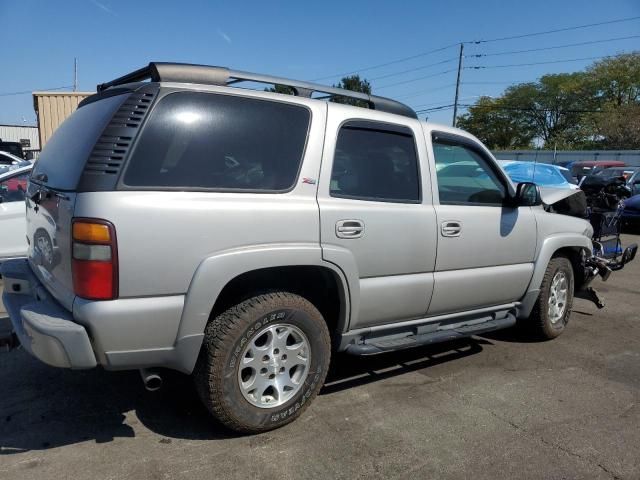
[540,184,638,309]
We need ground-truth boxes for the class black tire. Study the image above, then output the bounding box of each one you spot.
[527,256,574,340]
[194,292,331,433]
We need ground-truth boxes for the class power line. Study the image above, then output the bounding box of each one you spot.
[0,86,74,97]
[467,34,640,58]
[368,57,457,81]
[415,104,455,113]
[412,95,494,110]
[469,15,640,44]
[457,103,611,113]
[463,80,533,85]
[375,68,457,90]
[312,15,640,84]
[467,54,624,70]
[310,43,459,81]
[394,83,457,100]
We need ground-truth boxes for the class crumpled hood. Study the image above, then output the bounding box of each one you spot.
[539,187,581,205]
[539,187,588,218]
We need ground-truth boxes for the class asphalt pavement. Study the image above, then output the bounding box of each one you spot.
[1,235,639,479]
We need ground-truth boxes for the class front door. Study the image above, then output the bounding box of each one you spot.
[318,113,438,330]
[426,130,537,316]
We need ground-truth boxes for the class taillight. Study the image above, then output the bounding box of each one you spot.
[72,218,118,300]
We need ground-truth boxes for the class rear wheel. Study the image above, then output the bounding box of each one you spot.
[528,256,574,339]
[194,292,331,433]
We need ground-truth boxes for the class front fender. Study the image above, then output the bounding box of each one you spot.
[174,243,351,373]
[517,233,592,318]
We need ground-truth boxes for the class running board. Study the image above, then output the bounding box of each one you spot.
[344,314,516,355]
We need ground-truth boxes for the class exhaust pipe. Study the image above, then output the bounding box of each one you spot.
[140,368,163,392]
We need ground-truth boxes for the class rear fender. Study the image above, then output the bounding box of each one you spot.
[175,243,353,373]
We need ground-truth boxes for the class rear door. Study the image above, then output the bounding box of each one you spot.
[0,170,29,259]
[318,109,437,330]
[26,92,129,310]
[426,129,537,316]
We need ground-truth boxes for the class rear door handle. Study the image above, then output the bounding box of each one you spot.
[336,219,364,239]
[441,220,462,237]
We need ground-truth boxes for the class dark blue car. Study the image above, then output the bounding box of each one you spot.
[623,194,640,230]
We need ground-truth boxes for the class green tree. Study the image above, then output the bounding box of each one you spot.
[265,84,295,95]
[456,95,535,149]
[331,75,372,107]
[265,74,373,108]
[586,52,640,148]
[455,52,640,150]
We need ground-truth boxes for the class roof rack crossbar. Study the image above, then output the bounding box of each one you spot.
[97,62,417,119]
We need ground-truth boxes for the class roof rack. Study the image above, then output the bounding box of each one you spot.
[97,62,417,119]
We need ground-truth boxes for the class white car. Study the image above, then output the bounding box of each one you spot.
[0,165,32,262]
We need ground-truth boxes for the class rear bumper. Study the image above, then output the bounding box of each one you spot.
[1,259,96,369]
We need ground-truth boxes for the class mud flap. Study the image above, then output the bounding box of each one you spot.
[0,316,19,352]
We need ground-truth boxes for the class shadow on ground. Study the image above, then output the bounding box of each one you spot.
[0,331,489,453]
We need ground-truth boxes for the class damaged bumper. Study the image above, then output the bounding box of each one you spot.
[578,243,638,308]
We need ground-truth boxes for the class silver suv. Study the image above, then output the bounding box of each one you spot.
[0,62,613,433]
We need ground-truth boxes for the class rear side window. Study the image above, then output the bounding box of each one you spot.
[123,92,310,191]
[31,93,128,191]
[330,123,420,203]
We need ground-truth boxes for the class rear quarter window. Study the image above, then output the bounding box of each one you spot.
[31,93,128,191]
[123,92,311,191]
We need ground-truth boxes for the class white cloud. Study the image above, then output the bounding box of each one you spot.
[89,0,115,15]
[217,29,232,44]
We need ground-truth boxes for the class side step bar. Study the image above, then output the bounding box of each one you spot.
[344,314,516,355]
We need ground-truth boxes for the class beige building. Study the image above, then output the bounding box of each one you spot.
[32,91,94,148]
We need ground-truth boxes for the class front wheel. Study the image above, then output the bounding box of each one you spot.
[194,292,331,433]
[527,256,575,339]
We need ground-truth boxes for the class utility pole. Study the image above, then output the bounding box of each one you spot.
[452,43,464,127]
[73,58,78,92]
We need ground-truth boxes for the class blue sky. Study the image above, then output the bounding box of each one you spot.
[1,0,639,126]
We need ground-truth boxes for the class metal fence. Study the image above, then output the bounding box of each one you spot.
[493,150,640,166]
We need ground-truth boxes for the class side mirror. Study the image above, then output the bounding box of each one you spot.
[515,182,542,206]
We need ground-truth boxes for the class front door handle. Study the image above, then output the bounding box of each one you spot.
[336,219,364,239]
[441,220,462,237]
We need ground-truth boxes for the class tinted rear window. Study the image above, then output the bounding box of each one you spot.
[31,93,128,190]
[123,92,310,191]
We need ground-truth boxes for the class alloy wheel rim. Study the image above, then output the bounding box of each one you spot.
[237,323,310,409]
[548,271,569,324]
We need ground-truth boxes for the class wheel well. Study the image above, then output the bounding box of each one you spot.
[554,247,586,291]
[210,266,347,341]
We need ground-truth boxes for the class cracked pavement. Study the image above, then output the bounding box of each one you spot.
[1,233,639,479]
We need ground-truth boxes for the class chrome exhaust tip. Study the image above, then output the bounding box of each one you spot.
[140,368,163,392]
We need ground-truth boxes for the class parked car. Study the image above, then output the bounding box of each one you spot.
[570,160,626,181]
[1,62,634,433]
[500,160,579,190]
[622,194,640,230]
[0,150,26,166]
[0,140,24,159]
[0,164,32,263]
[589,166,640,196]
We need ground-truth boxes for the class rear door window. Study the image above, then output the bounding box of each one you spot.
[330,122,420,203]
[31,93,128,191]
[123,92,311,191]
